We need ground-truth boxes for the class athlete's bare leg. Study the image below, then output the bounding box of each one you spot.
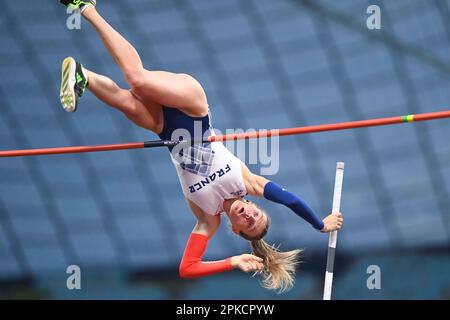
[82,7,208,117]
[85,69,162,133]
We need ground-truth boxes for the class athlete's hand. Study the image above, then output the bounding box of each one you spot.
[321,212,343,233]
[231,254,265,273]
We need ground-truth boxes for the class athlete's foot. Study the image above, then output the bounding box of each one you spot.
[59,0,96,13]
[60,57,89,112]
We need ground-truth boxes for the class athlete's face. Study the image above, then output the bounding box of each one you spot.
[229,199,268,239]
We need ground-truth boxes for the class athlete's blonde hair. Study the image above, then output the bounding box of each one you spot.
[239,213,302,293]
[249,239,302,293]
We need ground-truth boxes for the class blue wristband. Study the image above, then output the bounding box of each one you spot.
[263,181,324,230]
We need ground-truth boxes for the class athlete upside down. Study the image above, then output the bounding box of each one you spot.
[59,0,343,293]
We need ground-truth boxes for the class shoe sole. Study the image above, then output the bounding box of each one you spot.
[60,57,77,112]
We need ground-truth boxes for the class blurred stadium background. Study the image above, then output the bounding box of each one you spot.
[0,0,449,299]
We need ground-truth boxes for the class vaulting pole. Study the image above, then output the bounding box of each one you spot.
[323,162,345,300]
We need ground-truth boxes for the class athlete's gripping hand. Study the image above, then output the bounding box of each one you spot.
[231,254,265,273]
[320,212,344,233]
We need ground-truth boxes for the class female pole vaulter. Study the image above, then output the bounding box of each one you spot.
[58,0,343,292]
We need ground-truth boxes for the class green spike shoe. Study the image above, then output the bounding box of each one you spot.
[59,0,97,13]
[60,57,89,112]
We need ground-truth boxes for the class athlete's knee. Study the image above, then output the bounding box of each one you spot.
[125,69,148,94]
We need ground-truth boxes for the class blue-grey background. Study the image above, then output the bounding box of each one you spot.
[0,0,449,299]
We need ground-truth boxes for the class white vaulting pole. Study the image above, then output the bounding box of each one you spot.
[323,162,345,300]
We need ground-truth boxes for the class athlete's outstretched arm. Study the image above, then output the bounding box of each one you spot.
[240,163,343,232]
[179,200,264,278]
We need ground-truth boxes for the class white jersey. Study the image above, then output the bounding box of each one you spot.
[171,140,247,215]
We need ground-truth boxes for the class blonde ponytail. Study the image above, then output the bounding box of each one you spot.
[250,240,302,293]
[235,207,301,293]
